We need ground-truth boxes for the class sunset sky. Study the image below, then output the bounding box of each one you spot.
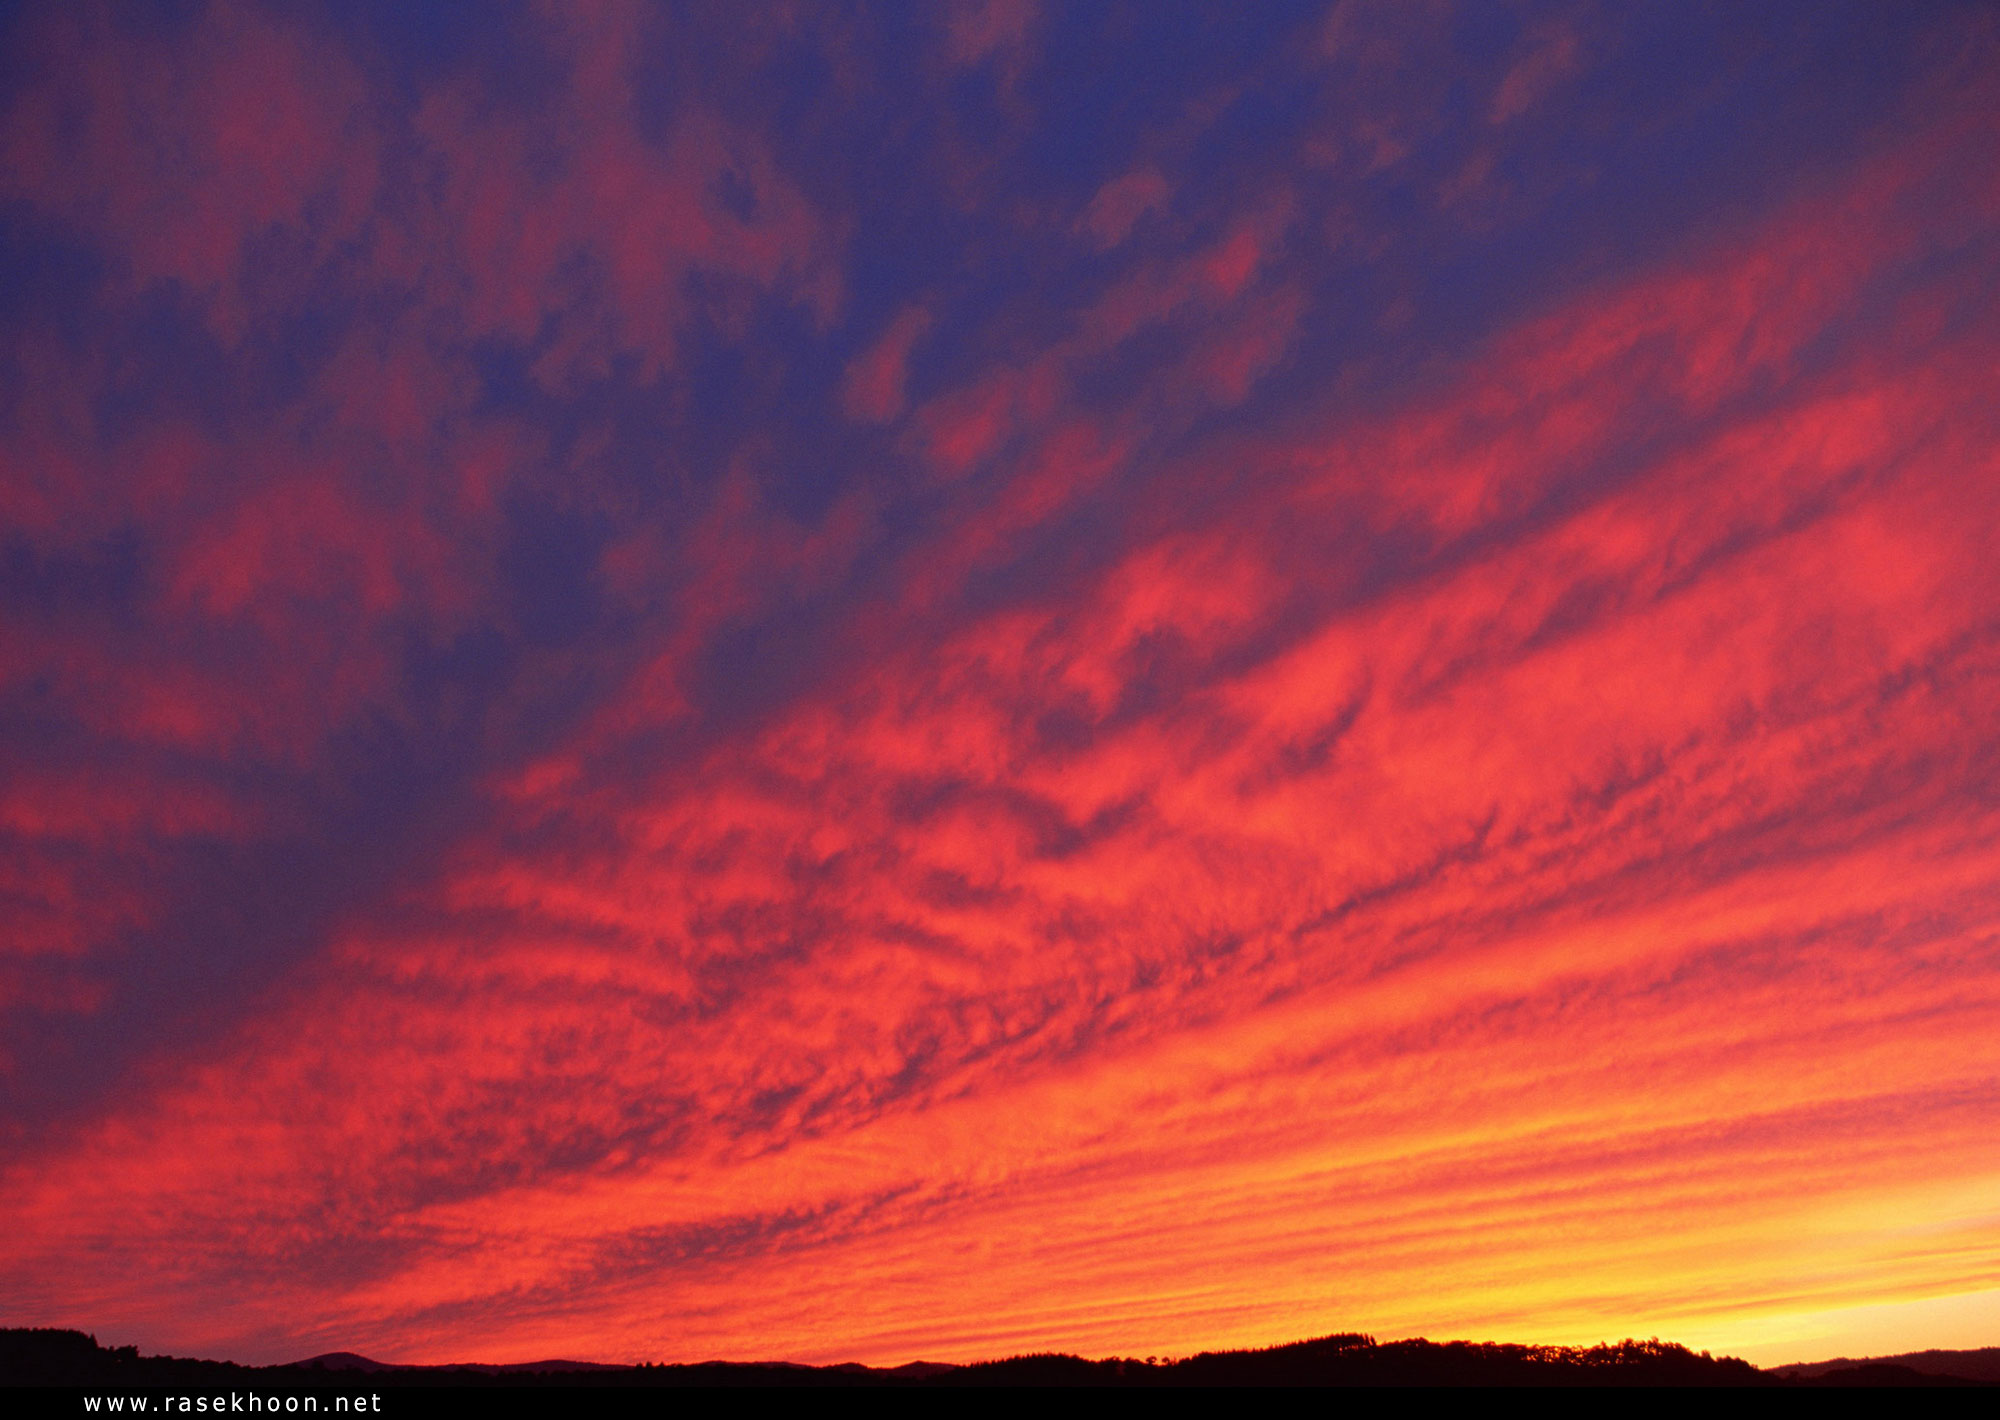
[3,0,1999,1371]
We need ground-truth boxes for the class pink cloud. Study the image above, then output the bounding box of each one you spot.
[944,0,1040,70]
[1080,168,1171,249]
[3,0,1998,1376]
[1490,24,1583,124]
[0,1,378,340]
[843,306,934,423]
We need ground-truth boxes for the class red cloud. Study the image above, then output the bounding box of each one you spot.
[10,93,1998,1363]
[4,0,1999,1377]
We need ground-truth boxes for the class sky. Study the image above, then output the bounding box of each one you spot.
[2,0,1998,1371]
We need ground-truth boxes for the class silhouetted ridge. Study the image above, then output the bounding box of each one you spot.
[3,1327,1992,1387]
[951,1334,1765,1387]
[1770,1346,2000,1383]
[295,1353,399,1372]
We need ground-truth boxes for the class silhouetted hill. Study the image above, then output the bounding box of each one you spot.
[293,1353,399,1373]
[1792,1363,1983,1386]
[294,1352,623,1375]
[4,1326,1994,1388]
[944,1334,1769,1386]
[1771,1346,2000,1383]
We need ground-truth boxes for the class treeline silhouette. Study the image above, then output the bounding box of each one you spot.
[3,1326,1989,1387]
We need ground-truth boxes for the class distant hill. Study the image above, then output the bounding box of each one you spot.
[1770,1347,2000,1383]
[3,1327,1993,1387]
[294,1352,625,1374]
[291,1352,399,1373]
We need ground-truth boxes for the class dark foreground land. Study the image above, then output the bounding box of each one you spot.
[4,1327,1996,1390]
